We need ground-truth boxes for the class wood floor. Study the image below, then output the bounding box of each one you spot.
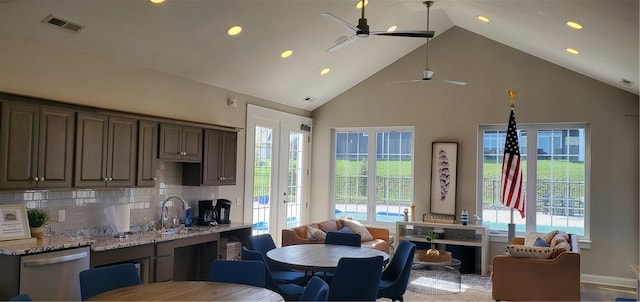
[581,282,637,301]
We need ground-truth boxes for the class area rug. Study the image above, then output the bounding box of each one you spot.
[396,271,493,302]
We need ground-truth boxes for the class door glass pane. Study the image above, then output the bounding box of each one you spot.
[375,131,413,222]
[285,131,303,228]
[334,132,368,220]
[535,128,585,235]
[481,129,527,232]
[253,126,272,234]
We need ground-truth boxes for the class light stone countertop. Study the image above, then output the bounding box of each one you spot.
[0,223,251,256]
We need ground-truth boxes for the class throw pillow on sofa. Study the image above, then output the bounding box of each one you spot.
[307,225,327,240]
[339,218,374,241]
[524,230,558,246]
[505,245,554,259]
[533,237,550,247]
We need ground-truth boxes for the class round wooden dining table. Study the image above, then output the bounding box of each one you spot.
[266,244,389,272]
[87,281,284,301]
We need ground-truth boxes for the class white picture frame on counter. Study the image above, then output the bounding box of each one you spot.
[0,205,31,241]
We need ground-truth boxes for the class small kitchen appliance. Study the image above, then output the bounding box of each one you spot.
[197,200,215,226]
[214,199,232,224]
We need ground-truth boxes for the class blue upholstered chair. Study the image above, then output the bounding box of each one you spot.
[242,246,305,301]
[79,263,142,300]
[327,256,384,301]
[377,241,416,301]
[248,233,307,285]
[208,259,266,287]
[9,294,32,301]
[299,276,329,301]
[315,231,362,283]
[324,231,361,247]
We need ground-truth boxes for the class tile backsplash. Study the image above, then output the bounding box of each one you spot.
[0,161,220,236]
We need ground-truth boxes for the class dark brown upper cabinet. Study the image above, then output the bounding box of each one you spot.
[137,120,158,187]
[158,123,202,162]
[75,112,137,187]
[184,129,237,186]
[0,101,75,189]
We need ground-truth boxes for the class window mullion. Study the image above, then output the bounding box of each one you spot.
[367,130,376,221]
[525,128,538,234]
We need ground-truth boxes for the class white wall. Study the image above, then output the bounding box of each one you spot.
[311,27,639,281]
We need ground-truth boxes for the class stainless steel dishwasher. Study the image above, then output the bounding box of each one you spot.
[19,246,90,301]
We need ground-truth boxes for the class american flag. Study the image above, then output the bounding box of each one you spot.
[500,107,525,218]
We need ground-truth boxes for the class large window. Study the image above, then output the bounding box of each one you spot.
[332,128,414,224]
[478,124,589,239]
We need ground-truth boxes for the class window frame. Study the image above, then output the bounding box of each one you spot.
[331,126,415,226]
[476,122,591,242]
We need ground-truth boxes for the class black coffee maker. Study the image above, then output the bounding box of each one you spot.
[198,200,215,226]
[214,199,231,224]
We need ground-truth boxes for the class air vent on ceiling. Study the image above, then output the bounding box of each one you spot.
[41,15,84,32]
[303,96,317,102]
[620,78,634,87]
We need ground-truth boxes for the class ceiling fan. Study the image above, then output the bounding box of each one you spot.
[321,1,435,52]
[392,1,468,86]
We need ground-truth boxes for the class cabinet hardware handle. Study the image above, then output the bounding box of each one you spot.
[104,178,108,181]
[108,177,113,181]
[40,177,45,181]
[33,176,39,181]
[153,178,157,181]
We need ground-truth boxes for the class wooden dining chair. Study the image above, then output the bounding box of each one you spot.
[327,256,384,301]
[241,246,305,301]
[207,259,266,287]
[248,234,307,285]
[79,263,142,301]
[377,241,416,302]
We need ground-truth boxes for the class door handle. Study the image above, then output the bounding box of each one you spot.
[23,251,88,267]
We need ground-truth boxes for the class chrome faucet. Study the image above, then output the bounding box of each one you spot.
[159,195,190,230]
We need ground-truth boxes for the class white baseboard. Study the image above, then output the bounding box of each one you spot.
[581,273,638,290]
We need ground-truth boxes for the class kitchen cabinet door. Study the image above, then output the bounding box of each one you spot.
[202,129,237,185]
[137,120,158,186]
[75,112,137,187]
[158,123,202,162]
[0,102,74,189]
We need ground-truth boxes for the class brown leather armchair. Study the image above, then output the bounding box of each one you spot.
[491,234,581,301]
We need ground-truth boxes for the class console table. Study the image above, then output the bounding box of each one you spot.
[396,221,489,276]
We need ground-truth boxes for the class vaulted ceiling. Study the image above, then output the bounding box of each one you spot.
[1,0,637,111]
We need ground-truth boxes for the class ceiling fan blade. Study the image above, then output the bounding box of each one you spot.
[320,13,359,32]
[326,34,359,52]
[373,30,435,38]
[443,80,468,86]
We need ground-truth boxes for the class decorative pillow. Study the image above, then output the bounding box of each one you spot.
[524,230,558,246]
[317,220,339,232]
[533,237,550,247]
[307,225,327,240]
[339,219,374,241]
[336,226,353,234]
[550,241,571,258]
[505,244,554,259]
[550,232,570,248]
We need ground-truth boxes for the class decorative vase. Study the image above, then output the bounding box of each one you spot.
[30,227,44,239]
[426,244,440,255]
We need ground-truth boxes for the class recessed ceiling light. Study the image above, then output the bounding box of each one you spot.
[281,50,293,58]
[565,47,580,55]
[149,0,165,3]
[227,25,242,36]
[320,68,331,75]
[387,25,398,32]
[566,21,583,30]
[477,15,490,23]
[356,0,368,9]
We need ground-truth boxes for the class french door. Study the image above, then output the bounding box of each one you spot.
[245,105,312,245]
